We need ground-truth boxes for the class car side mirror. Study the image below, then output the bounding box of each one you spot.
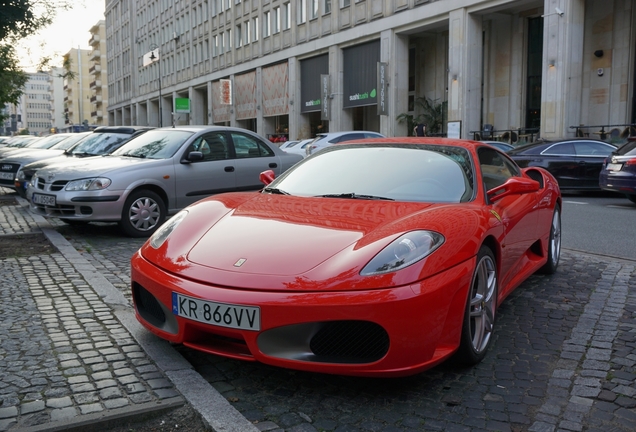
[260,169,276,185]
[487,176,540,203]
[182,151,203,163]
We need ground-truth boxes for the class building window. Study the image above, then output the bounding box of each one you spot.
[342,0,350,7]
[310,0,318,19]
[273,7,280,33]
[283,2,291,29]
[324,0,331,14]
[236,24,242,46]
[244,20,251,44]
[263,11,270,37]
[297,0,306,24]
[252,17,259,41]
[225,29,232,51]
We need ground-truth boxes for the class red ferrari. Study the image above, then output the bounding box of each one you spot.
[131,138,561,377]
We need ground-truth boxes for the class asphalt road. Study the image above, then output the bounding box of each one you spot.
[561,192,636,260]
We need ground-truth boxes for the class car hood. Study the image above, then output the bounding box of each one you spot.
[34,155,161,179]
[140,193,484,291]
[4,149,65,164]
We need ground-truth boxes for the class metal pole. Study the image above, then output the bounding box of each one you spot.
[158,55,162,127]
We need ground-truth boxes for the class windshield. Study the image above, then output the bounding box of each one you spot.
[616,140,636,156]
[26,134,70,150]
[51,133,91,151]
[110,130,194,159]
[268,144,475,203]
[69,132,137,156]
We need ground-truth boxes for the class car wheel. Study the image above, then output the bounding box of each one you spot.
[455,245,497,366]
[538,204,561,274]
[627,194,636,204]
[118,190,166,238]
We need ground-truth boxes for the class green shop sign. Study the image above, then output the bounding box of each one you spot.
[174,98,191,113]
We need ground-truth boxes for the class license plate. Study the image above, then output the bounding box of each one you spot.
[32,193,56,206]
[607,163,623,171]
[172,293,260,331]
[0,172,13,180]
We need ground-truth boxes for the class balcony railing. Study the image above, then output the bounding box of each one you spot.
[90,49,101,60]
[570,123,636,142]
[90,95,103,103]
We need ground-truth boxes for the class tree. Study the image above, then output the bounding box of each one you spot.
[0,44,27,123]
[397,96,448,136]
[0,0,72,123]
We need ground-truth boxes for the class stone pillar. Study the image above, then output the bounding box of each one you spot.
[447,8,483,139]
[330,45,349,131]
[381,29,409,137]
[541,0,585,138]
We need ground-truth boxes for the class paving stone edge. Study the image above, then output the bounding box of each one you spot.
[16,197,259,432]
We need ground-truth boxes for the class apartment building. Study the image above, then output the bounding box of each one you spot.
[62,48,93,131]
[89,20,109,126]
[106,0,636,141]
[22,72,53,136]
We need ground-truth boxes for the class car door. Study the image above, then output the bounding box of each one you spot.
[228,131,282,191]
[479,147,539,296]
[572,141,616,189]
[174,131,236,209]
[539,142,579,189]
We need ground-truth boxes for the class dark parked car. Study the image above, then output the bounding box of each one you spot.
[507,138,617,190]
[0,133,91,193]
[14,126,153,197]
[599,138,636,204]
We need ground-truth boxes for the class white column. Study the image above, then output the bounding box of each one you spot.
[381,29,409,137]
[447,8,483,138]
[541,0,585,138]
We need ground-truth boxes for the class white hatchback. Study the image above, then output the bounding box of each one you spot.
[305,131,385,156]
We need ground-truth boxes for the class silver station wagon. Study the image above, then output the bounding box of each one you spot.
[26,126,303,237]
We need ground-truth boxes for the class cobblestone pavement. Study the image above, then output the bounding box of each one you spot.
[2,188,636,431]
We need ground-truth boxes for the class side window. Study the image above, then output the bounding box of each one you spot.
[574,142,614,157]
[189,132,229,161]
[339,133,365,143]
[543,142,575,155]
[230,132,274,158]
[478,148,516,190]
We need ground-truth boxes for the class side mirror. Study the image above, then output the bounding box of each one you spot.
[487,176,540,202]
[182,151,203,163]
[260,169,276,185]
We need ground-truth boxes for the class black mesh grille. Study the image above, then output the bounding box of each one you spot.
[133,283,166,327]
[309,321,389,363]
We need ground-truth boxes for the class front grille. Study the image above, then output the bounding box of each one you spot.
[0,163,19,186]
[31,202,75,217]
[310,321,389,363]
[133,283,166,327]
[35,177,69,191]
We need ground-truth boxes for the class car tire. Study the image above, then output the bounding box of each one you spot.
[455,245,498,366]
[538,204,561,275]
[627,194,636,204]
[118,189,166,238]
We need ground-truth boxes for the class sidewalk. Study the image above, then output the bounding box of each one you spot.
[0,190,256,432]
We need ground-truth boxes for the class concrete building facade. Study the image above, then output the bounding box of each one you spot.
[89,20,109,126]
[105,0,636,142]
[62,48,93,131]
[22,72,53,136]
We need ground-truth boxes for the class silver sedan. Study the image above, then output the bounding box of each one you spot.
[26,126,303,237]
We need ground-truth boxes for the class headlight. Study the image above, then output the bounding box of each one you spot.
[65,177,112,191]
[149,210,189,249]
[16,170,25,181]
[360,231,445,276]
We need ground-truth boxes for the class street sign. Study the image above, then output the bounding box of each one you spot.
[143,50,160,67]
[174,98,191,113]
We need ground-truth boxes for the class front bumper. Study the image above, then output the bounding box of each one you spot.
[131,250,475,377]
[27,187,124,222]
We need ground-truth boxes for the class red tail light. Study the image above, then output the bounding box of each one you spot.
[625,158,636,166]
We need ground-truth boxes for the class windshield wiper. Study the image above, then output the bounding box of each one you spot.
[262,187,290,195]
[121,153,146,158]
[317,193,394,201]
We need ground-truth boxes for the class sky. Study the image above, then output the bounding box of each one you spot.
[17,0,105,72]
